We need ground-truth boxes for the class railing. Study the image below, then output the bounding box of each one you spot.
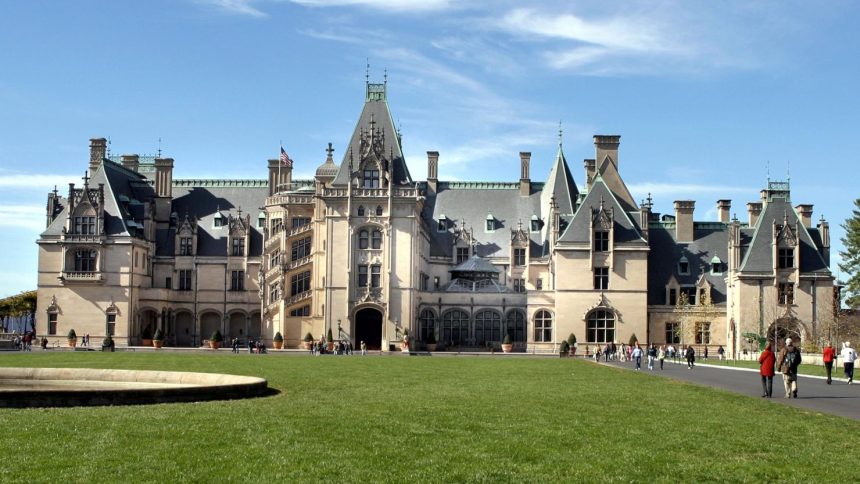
[266,194,314,205]
[285,290,312,305]
[59,271,104,283]
[61,234,103,243]
[284,255,312,272]
[265,264,281,280]
[264,232,281,250]
[285,223,313,239]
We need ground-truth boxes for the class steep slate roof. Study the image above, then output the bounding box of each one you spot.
[422,182,544,259]
[331,84,412,187]
[540,144,579,216]
[558,176,646,245]
[167,183,268,257]
[647,225,729,305]
[738,196,830,274]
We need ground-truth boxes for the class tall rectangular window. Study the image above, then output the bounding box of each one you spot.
[179,237,193,256]
[231,238,245,256]
[594,231,609,252]
[680,287,696,305]
[437,218,447,232]
[536,278,543,290]
[513,278,525,293]
[668,288,677,306]
[456,247,469,264]
[165,277,172,289]
[290,271,311,295]
[778,282,794,305]
[270,249,281,269]
[48,313,57,335]
[291,237,312,261]
[231,270,245,291]
[362,170,380,188]
[371,265,381,288]
[665,322,680,344]
[291,217,311,229]
[358,265,368,287]
[513,248,526,266]
[271,218,283,233]
[778,248,794,269]
[696,322,711,344]
[74,249,97,272]
[107,314,116,336]
[179,270,192,291]
[270,283,280,303]
[593,267,609,290]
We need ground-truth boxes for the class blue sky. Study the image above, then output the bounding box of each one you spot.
[1,0,858,297]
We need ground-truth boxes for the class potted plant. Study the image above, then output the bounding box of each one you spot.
[567,333,577,356]
[560,340,570,357]
[273,332,284,350]
[101,335,114,352]
[67,328,77,348]
[303,332,313,350]
[401,329,410,353]
[501,333,513,353]
[426,332,437,352]
[326,328,334,352]
[141,326,153,347]
[152,328,165,349]
[209,330,223,349]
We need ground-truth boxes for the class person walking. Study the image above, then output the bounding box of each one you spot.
[632,344,643,371]
[841,341,857,384]
[822,342,836,384]
[717,345,725,361]
[360,340,367,356]
[777,338,802,398]
[758,342,776,398]
[647,345,656,371]
[685,345,696,369]
[658,345,666,370]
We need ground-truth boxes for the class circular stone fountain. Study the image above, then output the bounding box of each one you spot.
[0,368,268,407]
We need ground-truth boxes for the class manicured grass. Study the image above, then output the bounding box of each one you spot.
[1,352,858,482]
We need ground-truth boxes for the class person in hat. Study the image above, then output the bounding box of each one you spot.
[776,338,802,398]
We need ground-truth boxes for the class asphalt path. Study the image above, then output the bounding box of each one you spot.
[602,357,860,421]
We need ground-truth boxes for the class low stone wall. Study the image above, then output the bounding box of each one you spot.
[0,368,268,408]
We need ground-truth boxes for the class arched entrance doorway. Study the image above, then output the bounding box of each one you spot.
[354,308,382,351]
[139,309,159,345]
[175,312,194,347]
[767,317,803,350]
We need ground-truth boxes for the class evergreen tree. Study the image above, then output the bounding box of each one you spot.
[840,198,860,308]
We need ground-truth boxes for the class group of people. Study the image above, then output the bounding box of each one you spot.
[230,337,267,354]
[309,339,368,356]
[758,339,857,399]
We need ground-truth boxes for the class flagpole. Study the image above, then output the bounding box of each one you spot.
[278,140,282,193]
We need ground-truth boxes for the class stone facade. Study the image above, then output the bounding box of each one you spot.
[36,82,836,355]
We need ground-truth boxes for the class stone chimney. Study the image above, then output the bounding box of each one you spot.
[154,158,173,198]
[717,199,731,223]
[427,151,439,193]
[519,152,531,196]
[594,135,621,168]
[795,204,813,228]
[818,216,830,265]
[583,159,596,188]
[89,138,107,173]
[121,154,139,173]
[747,202,763,226]
[674,200,695,242]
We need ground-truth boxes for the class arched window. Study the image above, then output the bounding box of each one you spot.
[376,205,383,216]
[371,229,382,249]
[474,310,501,345]
[506,310,526,343]
[586,309,615,343]
[534,310,552,342]
[442,309,469,346]
[419,309,436,342]
[357,206,365,216]
[359,230,369,249]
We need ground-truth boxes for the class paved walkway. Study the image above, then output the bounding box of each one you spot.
[603,358,860,421]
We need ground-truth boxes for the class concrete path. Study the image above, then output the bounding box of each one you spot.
[603,358,860,421]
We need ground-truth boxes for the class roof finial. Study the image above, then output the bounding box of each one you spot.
[365,59,370,84]
[83,170,90,187]
[766,160,770,184]
[646,192,653,207]
[384,68,388,84]
[787,160,791,185]
[558,120,563,147]
[157,137,162,158]
[326,142,334,162]
[106,137,111,158]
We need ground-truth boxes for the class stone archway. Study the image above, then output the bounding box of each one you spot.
[139,309,159,345]
[228,312,246,342]
[174,312,194,347]
[199,312,221,345]
[354,308,383,351]
[767,317,803,351]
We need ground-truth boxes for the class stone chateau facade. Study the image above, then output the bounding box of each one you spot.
[36,81,836,355]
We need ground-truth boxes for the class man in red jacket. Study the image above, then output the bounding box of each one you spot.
[822,342,836,384]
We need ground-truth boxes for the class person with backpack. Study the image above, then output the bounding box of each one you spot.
[685,345,696,369]
[777,338,802,398]
[841,341,857,384]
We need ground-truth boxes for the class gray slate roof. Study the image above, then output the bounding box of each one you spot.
[541,146,579,216]
[558,176,646,245]
[451,255,501,273]
[647,225,729,305]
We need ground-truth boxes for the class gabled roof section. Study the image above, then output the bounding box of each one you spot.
[541,143,579,216]
[596,154,637,212]
[647,226,729,305]
[558,176,646,245]
[738,195,830,274]
[331,82,412,187]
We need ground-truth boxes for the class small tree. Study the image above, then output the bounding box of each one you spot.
[567,333,577,347]
[210,330,223,342]
[67,328,77,340]
[840,198,860,308]
[560,340,570,354]
[628,333,638,347]
[153,329,164,341]
[326,328,334,342]
[273,332,284,343]
[503,334,512,345]
[303,332,313,342]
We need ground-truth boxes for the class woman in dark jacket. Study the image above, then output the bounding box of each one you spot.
[759,342,776,398]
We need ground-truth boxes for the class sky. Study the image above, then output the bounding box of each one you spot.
[1,0,859,297]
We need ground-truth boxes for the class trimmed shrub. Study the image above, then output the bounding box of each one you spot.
[153,328,164,341]
[628,333,638,347]
[67,328,77,340]
[560,340,570,353]
[327,328,334,342]
[503,334,512,345]
[274,332,284,342]
[303,332,313,342]
[141,326,153,340]
[210,330,224,342]
[567,333,577,346]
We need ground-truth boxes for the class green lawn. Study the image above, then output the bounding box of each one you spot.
[697,358,839,378]
[1,352,858,482]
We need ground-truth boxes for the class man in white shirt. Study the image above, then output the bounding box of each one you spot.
[841,341,857,384]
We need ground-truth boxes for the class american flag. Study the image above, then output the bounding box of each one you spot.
[280,146,293,168]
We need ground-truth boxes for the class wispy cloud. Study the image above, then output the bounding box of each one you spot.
[0,171,80,190]
[195,0,268,17]
[291,0,453,12]
[0,205,46,231]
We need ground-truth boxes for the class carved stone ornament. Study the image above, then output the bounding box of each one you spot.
[582,293,623,324]
[47,295,59,313]
[777,223,797,247]
[594,207,613,230]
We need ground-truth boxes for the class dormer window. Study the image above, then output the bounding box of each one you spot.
[778,248,794,269]
[362,169,380,188]
[513,248,526,266]
[437,215,447,232]
[357,206,365,216]
[485,214,495,233]
[530,215,541,232]
[376,205,383,216]
[257,212,266,228]
[594,230,609,252]
[73,216,96,235]
[179,237,193,256]
[213,213,225,228]
[710,256,722,275]
[678,256,690,275]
